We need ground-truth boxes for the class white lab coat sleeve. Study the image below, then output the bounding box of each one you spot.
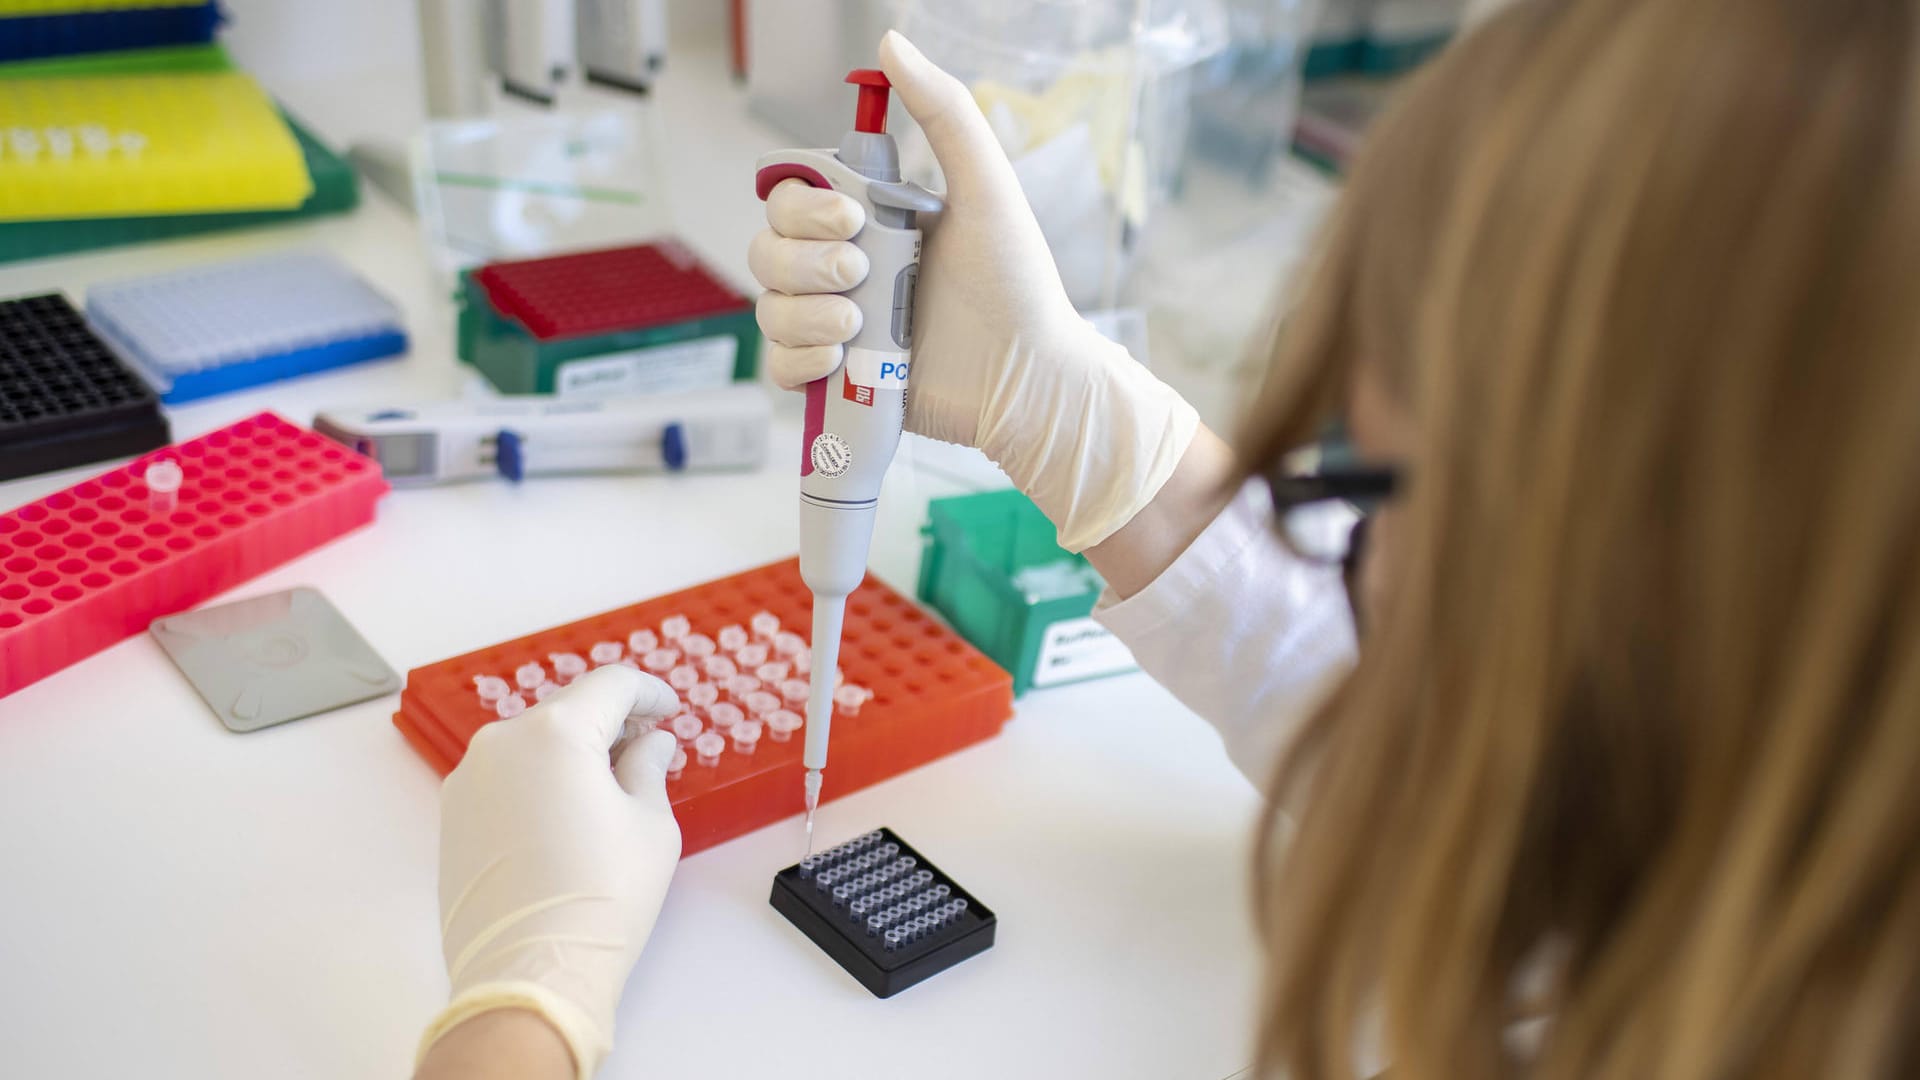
[1092,480,1358,785]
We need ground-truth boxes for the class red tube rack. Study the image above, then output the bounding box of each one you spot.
[394,559,1015,856]
[472,240,751,341]
[0,412,388,696]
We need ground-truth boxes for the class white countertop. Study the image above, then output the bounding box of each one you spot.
[0,32,1267,1080]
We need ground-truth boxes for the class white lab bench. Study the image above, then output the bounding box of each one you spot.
[0,35,1267,1080]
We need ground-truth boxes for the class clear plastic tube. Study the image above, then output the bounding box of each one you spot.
[717,625,749,652]
[734,642,770,668]
[473,675,510,703]
[495,693,528,719]
[693,730,726,766]
[627,629,659,654]
[772,631,807,658]
[641,648,680,674]
[730,719,763,754]
[515,662,546,690]
[743,690,781,718]
[723,674,762,702]
[533,682,559,702]
[667,664,700,692]
[707,702,744,732]
[765,709,803,742]
[670,714,704,742]
[832,683,873,716]
[680,633,716,659]
[779,678,811,707]
[755,661,792,684]
[661,614,692,641]
[686,682,719,713]
[144,460,183,512]
[703,655,739,681]
[666,746,687,781]
[548,652,587,682]
[589,641,624,666]
[749,611,780,640]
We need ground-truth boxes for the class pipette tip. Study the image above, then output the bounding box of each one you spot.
[803,766,823,856]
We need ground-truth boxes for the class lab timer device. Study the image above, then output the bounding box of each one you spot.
[755,70,942,847]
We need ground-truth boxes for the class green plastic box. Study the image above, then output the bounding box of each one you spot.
[918,489,1138,696]
[455,270,760,395]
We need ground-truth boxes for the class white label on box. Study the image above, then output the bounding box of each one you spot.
[844,345,910,389]
[555,334,738,397]
[1032,616,1137,688]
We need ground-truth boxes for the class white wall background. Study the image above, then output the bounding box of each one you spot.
[219,0,730,145]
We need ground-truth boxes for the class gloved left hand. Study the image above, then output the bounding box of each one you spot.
[416,665,684,1080]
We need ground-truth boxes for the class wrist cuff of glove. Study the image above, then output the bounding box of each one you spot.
[417,982,609,1080]
[989,330,1202,554]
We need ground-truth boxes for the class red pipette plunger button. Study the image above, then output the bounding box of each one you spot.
[846,69,891,134]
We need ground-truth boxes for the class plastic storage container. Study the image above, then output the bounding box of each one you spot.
[457,242,759,396]
[0,292,169,480]
[894,0,1228,310]
[918,489,1137,695]
[394,558,1014,856]
[0,1,220,63]
[87,250,406,403]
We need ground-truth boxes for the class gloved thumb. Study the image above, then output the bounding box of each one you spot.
[613,728,680,806]
[878,30,1012,204]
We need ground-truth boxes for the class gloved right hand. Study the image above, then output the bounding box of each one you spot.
[750,30,1199,553]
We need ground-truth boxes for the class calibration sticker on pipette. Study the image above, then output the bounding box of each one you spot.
[845,346,909,393]
[811,432,852,478]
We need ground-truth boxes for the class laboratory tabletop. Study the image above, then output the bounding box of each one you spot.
[0,38,1267,1080]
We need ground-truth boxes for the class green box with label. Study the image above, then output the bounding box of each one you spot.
[918,489,1138,696]
[456,270,761,395]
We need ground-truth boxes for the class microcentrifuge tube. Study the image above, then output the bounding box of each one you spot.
[670,714,704,743]
[549,652,587,682]
[590,641,624,666]
[744,690,780,718]
[755,661,792,684]
[750,611,780,640]
[793,649,812,677]
[707,702,744,732]
[702,655,738,681]
[765,709,803,742]
[515,662,547,690]
[778,678,810,707]
[693,730,726,766]
[666,746,687,781]
[473,675,511,703]
[723,673,762,702]
[667,664,700,692]
[661,614,692,641]
[495,693,528,719]
[730,719,763,754]
[533,682,559,702]
[144,460,183,513]
[717,624,749,652]
[832,683,872,716]
[735,642,770,669]
[772,631,807,658]
[641,648,680,674]
[680,633,716,659]
[628,629,659,654]
[686,682,719,712]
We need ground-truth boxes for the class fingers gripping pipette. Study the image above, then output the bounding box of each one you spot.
[755,71,941,853]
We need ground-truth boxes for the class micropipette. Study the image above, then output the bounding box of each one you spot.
[755,69,942,852]
[313,386,771,486]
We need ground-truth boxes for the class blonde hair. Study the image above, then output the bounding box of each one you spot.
[1244,1,1920,1077]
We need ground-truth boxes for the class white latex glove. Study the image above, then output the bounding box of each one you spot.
[750,30,1200,553]
[416,665,683,1080]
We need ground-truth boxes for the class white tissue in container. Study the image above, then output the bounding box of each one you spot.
[87,251,407,404]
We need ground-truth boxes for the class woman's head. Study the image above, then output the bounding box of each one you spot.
[1245,1,1920,1077]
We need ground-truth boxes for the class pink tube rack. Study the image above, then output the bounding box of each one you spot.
[0,412,388,696]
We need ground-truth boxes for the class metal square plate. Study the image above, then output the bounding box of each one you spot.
[151,586,400,733]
